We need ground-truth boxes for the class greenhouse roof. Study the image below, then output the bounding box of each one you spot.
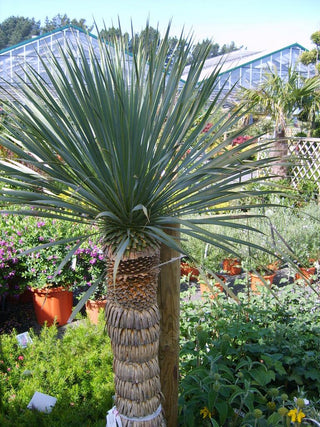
[0,27,315,103]
[0,25,99,55]
[0,25,134,100]
[180,43,310,83]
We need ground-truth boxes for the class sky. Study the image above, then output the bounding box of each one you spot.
[0,0,320,52]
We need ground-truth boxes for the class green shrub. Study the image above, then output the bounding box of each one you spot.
[179,284,320,426]
[0,320,114,426]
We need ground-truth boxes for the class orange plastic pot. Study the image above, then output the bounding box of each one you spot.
[85,299,107,325]
[250,273,275,294]
[266,260,281,272]
[180,262,200,281]
[295,267,316,283]
[200,276,224,300]
[31,287,73,326]
[222,258,242,275]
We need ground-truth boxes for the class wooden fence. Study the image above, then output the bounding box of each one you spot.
[258,137,320,190]
[286,137,320,188]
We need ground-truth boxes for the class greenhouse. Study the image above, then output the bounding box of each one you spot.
[181,42,316,100]
[0,25,316,101]
[0,26,131,99]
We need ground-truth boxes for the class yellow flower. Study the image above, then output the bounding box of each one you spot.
[287,408,306,423]
[297,410,306,423]
[200,407,212,419]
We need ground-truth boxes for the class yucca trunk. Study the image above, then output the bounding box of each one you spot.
[105,248,166,426]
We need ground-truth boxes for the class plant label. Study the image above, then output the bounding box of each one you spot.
[27,391,57,413]
[16,332,33,348]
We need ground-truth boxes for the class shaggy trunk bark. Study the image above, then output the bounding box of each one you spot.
[105,248,166,427]
[271,128,289,179]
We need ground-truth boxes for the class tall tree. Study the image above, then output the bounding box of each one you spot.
[300,30,320,74]
[188,39,238,64]
[1,24,279,426]
[41,14,93,33]
[99,26,129,46]
[238,66,320,177]
[0,16,40,50]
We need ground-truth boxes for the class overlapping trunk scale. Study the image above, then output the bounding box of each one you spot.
[105,248,166,426]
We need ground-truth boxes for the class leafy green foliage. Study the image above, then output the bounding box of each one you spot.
[179,285,320,426]
[0,16,40,50]
[181,200,320,276]
[0,320,114,426]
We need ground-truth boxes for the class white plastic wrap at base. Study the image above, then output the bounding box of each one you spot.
[106,404,162,426]
[106,406,122,427]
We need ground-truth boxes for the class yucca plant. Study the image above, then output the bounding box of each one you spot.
[0,24,280,426]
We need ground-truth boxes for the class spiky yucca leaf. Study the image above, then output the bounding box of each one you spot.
[0,24,279,261]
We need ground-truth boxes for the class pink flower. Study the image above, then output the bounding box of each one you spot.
[18,355,24,361]
[202,123,213,133]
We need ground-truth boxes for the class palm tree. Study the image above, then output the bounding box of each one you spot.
[238,66,320,177]
[0,25,279,426]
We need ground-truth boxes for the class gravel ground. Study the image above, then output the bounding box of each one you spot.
[0,300,40,335]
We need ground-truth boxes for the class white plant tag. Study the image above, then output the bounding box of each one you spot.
[16,332,33,348]
[27,391,57,413]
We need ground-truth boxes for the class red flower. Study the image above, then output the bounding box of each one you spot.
[202,123,213,133]
[232,135,251,146]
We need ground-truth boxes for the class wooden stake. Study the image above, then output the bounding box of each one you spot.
[158,225,180,427]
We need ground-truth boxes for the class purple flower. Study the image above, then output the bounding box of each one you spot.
[37,221,45,228]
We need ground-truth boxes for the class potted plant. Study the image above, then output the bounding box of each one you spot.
[294,258,318,284]
[180,259,200,281]
[21,217,79,326]
[222,257,242,275]
[199,275,225,300]
[74,242,106,324]
[242,252,278,294]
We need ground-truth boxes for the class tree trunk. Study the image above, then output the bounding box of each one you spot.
[105,248,166,426]
[158,236,180,426]
[271,129,289,179]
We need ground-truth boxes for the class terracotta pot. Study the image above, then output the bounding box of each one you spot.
[267,260,281,272]
[200,276,224,299]
[222,258,242,275]
[180,262,200,281]
[31,287,73,326]
[250,273,275,294]
[85,299,107,324]
[295,267,316,283]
